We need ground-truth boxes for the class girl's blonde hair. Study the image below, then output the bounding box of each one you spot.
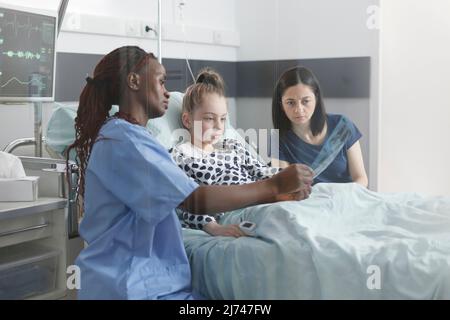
[182,68,226,115]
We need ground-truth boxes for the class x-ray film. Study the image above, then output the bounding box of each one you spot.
[311,117,352,179]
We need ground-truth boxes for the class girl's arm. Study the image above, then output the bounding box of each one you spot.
[180,164,314,214]
[242,148,281,179]
[347,141,368,187]
[181,210,216,230]
[182,212,245,237]
[203,222,246,237]
[271,158,290,168]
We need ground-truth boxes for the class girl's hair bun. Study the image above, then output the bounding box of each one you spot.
[196,68,224,92]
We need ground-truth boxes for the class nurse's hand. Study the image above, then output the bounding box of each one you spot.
[275,186,312,202]
[272,164,314,195]
[203,222,246,238]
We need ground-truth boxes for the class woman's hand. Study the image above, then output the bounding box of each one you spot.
[271,164,314,195]
[275,186,312,202]
[203,222,246,238]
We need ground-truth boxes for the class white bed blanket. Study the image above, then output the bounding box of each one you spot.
[183,183,450,299]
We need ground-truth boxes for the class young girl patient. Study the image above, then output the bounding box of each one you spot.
[170,68,309,237]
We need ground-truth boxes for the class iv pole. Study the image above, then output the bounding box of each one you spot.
[157,0,162,64]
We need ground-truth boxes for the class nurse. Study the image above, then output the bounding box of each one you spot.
[66,46,313,300]
[271,66,368,187]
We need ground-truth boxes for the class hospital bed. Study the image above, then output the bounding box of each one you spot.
[45,93,450,300]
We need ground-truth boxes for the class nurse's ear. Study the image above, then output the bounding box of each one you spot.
[181,112,192,129]
[127,72,140,91]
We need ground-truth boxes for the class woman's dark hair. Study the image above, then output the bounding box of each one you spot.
[66,46,156,199]
[272,66,327,137]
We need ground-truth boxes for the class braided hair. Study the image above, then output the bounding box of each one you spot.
[66,46,156,199]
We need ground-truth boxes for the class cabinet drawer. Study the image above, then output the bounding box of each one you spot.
[0,212,53,248]
[0,243,59,300]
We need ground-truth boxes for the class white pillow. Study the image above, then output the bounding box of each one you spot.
[46,103,119,160]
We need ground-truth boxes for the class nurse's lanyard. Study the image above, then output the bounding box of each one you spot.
[310,117,352,179]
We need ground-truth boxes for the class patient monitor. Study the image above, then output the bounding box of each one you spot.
[0,3,57,102]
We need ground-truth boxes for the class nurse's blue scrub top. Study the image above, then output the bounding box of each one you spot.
[76,118,199,300]
[274,114,362,184]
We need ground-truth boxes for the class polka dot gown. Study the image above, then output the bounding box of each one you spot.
[171,139,281,230]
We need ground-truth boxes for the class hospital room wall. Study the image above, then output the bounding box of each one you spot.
[6,0,239,61]
[57,0,239,61]
[235,0,380,190]
[0,0,240,154]
[379,0,450,196]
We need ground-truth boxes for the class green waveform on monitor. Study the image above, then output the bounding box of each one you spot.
[0,76,46,89]
[2,50,41,60]
[2,15,41,38]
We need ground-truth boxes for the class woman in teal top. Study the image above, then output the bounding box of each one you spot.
[271,66,368,187]
[66,46,314,300]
